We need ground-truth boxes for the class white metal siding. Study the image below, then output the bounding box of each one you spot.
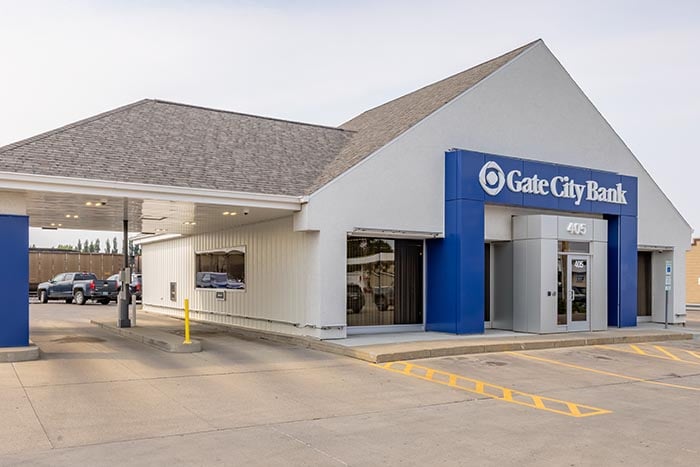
[141,216,321,336]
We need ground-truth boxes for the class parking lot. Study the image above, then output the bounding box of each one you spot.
[1,303,699,466]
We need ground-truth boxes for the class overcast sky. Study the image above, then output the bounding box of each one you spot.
[1,0,698,247]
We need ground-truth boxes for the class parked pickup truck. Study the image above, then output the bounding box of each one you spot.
[37,272,118,305]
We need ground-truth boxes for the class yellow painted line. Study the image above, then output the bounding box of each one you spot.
[653,345,681,361]
[508,352,700,392]
[597,345,700,366]
[374,361,610,418]
[629,344,647,355]
[685,350,700,360]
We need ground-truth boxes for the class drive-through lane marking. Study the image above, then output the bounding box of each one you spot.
[597,344,700,365]
[508,351,700,392]
[374,361,610,418]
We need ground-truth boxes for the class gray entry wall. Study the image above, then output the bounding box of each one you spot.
[511,215,608,333]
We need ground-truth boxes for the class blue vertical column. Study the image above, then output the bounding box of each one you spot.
[605,214,638,328]
[606,215,620,326]
[618,215,638,326]
[427,150,485,334]
[0,214,29,347]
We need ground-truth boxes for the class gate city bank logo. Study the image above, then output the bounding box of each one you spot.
[478,161,628,205]
[478,161,505,195]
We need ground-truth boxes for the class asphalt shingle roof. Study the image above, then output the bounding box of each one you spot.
[0,41,536,197]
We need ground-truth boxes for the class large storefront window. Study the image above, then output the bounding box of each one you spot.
[346,237,423,326]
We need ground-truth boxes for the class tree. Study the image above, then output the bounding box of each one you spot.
[105,239,111,254]
[83,239,89,253]
[128,240,141,257]
[88,241,95,253]
[112,237,119,254]
[95,238,101,253]
[77,240,82,252]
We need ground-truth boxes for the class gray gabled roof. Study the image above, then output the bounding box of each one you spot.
[0,100,354,196]
[0,41,536,197]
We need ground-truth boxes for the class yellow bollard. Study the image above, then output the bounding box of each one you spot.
[183,298,192,344]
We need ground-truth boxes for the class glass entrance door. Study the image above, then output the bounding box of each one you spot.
[557,254,590,331]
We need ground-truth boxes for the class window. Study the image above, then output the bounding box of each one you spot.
[74,273,96,281]
[558,241,589,253]
[195,247,246,290]
[346,237,423,326]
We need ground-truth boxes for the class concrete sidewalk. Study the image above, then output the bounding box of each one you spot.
[91,312,694,363]
[328,328,694,363]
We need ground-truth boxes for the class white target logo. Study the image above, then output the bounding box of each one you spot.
[479,161,505,196]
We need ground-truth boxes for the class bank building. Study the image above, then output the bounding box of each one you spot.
[0,39,690,347]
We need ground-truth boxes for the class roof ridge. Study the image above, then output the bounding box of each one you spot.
[340,39,541,127]
[151,99,356,133]
[0,99,153,155]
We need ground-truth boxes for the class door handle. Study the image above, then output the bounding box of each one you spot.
[569,290,574,301]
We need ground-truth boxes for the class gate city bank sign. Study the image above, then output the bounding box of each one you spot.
[478,161,628,206]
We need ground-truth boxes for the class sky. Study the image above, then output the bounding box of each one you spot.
[1,0,698,246]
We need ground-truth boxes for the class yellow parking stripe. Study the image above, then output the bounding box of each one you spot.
[509,352,700,392]
[653,345,681,360]
[685,350,700,361]
[374,361,610,418]
[597,344,700,366]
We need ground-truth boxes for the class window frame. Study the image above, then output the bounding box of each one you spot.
[193,246,247,293]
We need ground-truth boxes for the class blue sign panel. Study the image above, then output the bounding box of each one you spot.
[0,215,29,347]
[451,149,637,216]
[428,149,638,334]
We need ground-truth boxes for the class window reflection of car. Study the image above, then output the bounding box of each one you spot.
[196,272,229,288]
[373,286,394,311]
[347,284,365,313]
[226,279,245,290]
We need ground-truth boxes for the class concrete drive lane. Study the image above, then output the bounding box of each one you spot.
[0,304,699,466]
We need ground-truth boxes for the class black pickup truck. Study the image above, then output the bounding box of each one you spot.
[37,272,118,305]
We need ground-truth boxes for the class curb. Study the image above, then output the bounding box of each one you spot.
[0,342,40,362]
[115,312,695,363]
[362,333,694,363]
[91,320,202,353]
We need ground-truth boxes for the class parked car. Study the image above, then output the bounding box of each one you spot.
[373,286,394,311]
[226,278,245,290]
[347,284,365,313]
[196,272,229,288]
[132,274,142,300]
[107,273,142,301]
[37,272,118,305]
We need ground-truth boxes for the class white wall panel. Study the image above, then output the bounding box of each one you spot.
[141,216,337,338]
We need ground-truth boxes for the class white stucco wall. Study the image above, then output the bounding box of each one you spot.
[301,41,691,330]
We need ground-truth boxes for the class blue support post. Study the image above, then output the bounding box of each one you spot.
[605,214,638,327]
[427,150,485,334]
[0,215,29,347]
